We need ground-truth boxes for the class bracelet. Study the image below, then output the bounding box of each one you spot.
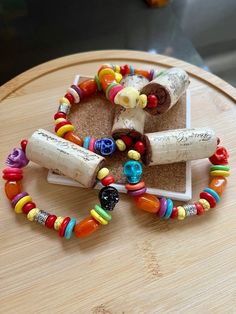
[3,141,120,239]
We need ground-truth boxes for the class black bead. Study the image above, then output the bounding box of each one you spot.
[99,186,119,211]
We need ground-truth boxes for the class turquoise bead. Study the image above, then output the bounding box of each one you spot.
[203,188,220,203]
[130,65,135,75]
[83,136,90,149]
[64,218,77,239]
[123,160,143,184]
[164,199,173,219]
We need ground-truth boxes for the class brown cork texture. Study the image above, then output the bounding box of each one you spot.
[69,83,186,193]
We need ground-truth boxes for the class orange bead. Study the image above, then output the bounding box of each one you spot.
[209,176,227,197]
[5,181,22,200]
[64,131,83,146]
[134,69,150,79]
[74,217,100,238]
[79,79,98,97]
[100,74,115,92]
[134,193,160,213]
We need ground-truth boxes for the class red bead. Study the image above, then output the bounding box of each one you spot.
[134,141,146,155]
[120,65,126,75]
[147,95,158,108]
[194,202,204,215]
[54,112,66,120]
[64,93,75,104]
[209,146,229,165]
[101,175,115,186]
[54,120,71,132]
[199,191,216,208]
[45,215,57,229]
[170,206,178,219]
[123,64,130,75]
[79,79,98,97]
[22,202,36,214]
[59,217,71,237]
[20,139,28,152]
[2,168,23,181]
[120,135,133,148]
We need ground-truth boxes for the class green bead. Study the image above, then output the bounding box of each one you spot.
[95,75,102,91]
[94,204,112,222]
[106,82,118,99]
[210,165,230,172]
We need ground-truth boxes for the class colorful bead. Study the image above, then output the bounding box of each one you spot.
[94,204,112,222]
[177,206,186,220]
[54,216,64,231]
[91,209,108,225]
[64,93,75,104]
[134,69,150,79]
[99,186,119,211]
[56,124,74,137]
[88,137,96,152]
[137,94,147,109]
[45,215,57,229]
[12,192,28,208]
[120,135,133,148]
[209,176,227,197]
[98,68,115,80]
[59,97,70,105]
[58,103,71,115]
[54,118,67,125]
[210,170,230,177]
[203,187,220,203]
[115,72,122,83]
[27,208,40,221]
[82,136,90,149]
[200,191,216,208]
[116,139,126,151]
[128,150,141,161]
[2,167,23,181]
[209,146,229,165]
[71,84,82,98]
[198,199,210,211]
[159,197,167,217]
[20,140,28,152]
[74,217,99,238]
[64,218,77,239]
[171,206,178,219]
[55,120,72,132]
[125,181,145,191]
[35,210,49,225]
[134,141,146,155]
[67,87,80,103]
[97,168,109,180]
[210,165,230,172]
[64,131,83,146]
[95,75,102,91]
[147,95,158,108]
[6,148,29,168]
[127,187,147,196]
[94,138,116,156]
[101,175,115,186]
[15,195,32,214]
[22,202,36,215]
[59,217,71,237]
[194,202,204,215]
[105,82,118,99]
[183,204,197,217]
[164,199,173,219]
[114,65,120,73]
[124,160,142,184]
[134,193,160,213]
[5,181,21,200]
[108,85,124,103]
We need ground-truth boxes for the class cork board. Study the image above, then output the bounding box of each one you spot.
[68,78,187,193]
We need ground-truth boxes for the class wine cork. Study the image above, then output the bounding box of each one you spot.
[142,128,217,166]
[26,129,105,187]
[112,75,148,138]
[141,67,190,115]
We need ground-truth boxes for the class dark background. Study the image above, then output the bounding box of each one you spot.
[0,0,235,86]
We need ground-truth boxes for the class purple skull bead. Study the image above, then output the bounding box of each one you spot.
[6,148,29,168]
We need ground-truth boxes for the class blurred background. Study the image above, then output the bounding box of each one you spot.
[0,0,235,86]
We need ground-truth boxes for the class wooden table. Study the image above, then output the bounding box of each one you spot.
[0,50,236,313]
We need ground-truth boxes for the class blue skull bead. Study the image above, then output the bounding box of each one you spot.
[94,138,116,156]
[123,160,143,184]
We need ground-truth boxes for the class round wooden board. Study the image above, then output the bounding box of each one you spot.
[0,50,235,313]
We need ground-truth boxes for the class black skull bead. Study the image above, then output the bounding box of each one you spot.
[99,186,119,211]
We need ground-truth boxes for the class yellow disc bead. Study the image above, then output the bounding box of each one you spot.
[210,170,230,177]
[128,150,141,161]
[98,68,115,80]
[27,208,40,221]
[177,206,186,220]
[56,124,75,137]
[198,199,210,211]
[54,118,67,125]
[15,195,33,214]
[54,216,64,230]
[137,94,147,109]
[116,139,126,151]
[90,209,108,225]
[97,167,110,180]
[115,72,123,83]
[59,97,70,105]
[114,65,120,73]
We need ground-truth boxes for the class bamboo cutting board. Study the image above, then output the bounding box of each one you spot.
[0,50,236,314]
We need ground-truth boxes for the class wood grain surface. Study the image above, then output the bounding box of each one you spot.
[0,50,235,314]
